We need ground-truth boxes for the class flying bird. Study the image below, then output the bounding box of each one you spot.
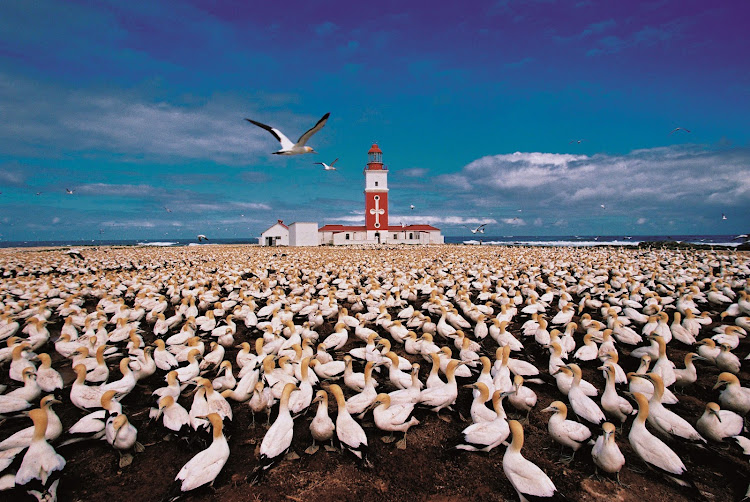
[35,192,41,196]
[670,127,691,134]
[600,204,606,209]
[410,204,415,210]
[569,139,585,144]
[464,224,487,234]
[66,188,74,195]
[314,158,338,171]
[164,207,172,213]
[197,235,209,242]
[245,112,330,155]
[722,213,728,220]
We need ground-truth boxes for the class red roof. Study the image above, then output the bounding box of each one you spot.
[318,224,440,233]
[276,219,288,229]
[368,143,382,154]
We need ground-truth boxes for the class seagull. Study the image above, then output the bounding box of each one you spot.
[65,188,74,195]
[600,204,606,209]
[569,139,585,144]
[464,224,487,234]
[197,234,209,242]
[410,205,415,210]
[245,112,330,155]
[314,158,338,171]
[722,213,727,220]
[670,127,691,134]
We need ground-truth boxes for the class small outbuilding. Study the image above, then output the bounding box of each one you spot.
[260,220,289,246]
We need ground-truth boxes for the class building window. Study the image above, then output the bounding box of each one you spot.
[393,233,398,239]
[375,181,379,186]
[345,233,350,240]
[374,195,380,200]
[409,233,413,239]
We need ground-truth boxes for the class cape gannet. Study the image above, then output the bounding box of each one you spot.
[245,112,330,155]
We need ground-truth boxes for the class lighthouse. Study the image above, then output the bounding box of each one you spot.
[364,144,388,240]
[314,143,444,245]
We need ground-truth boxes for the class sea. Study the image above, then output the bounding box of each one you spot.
[0,235,742,248]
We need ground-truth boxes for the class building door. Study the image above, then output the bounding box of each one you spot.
[265,236,274,246]
[375,232,380,244]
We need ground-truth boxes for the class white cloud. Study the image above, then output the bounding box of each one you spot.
[398,167,428,178]
[637,217,647,225]
[0,73,307,164]
[451,146,750,209]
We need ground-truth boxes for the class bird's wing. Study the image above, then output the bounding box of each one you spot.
[245,119,295,150]
[478,224,487,230]
[313,162,325,166]
[330,158,339,167]
[296,112,330,146]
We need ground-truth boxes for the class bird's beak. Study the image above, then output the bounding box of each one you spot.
[711,409,722,422]
[541,406,556,413]
[712,381,726,390]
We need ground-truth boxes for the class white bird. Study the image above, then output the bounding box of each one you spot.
[370,393,420,449]
[464,224,487,234]
[714,372,750,415]
[246,112,330,155]
[197,234,208,242]
[150,396,191,436]
[628,392,697,489]
[503,420,560,502]
[452,390,509,452]
[598,364,634,427]
[164,413,229,501]
[542,401,592,463]
[0,396,62,450]
[105,413,142,467]
[13,408,66,502]
[305,390,335,454]
[330,384,370,466]
[561,364,605,426]
[591,422,625,483]
[314,158,338,170]
[670,127,691,134]
[696,402,744,442]
[248,383,297,484]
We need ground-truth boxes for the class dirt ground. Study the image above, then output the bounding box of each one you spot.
[0,246,748,502]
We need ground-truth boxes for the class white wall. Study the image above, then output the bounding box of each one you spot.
[260,223,289,246]
[364,169,388,191]
[289,222,319,246]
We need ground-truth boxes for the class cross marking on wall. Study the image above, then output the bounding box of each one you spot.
[369,197,384,226]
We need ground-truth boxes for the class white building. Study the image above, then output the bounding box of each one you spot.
[259,220,289,246]
[288,222,318,246]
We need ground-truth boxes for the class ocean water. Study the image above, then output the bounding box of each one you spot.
[0,235,742,249]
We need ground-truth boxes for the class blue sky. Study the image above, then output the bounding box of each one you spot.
[0,0,748,241]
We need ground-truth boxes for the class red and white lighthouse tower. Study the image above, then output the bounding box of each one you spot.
[364,143,388,235]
